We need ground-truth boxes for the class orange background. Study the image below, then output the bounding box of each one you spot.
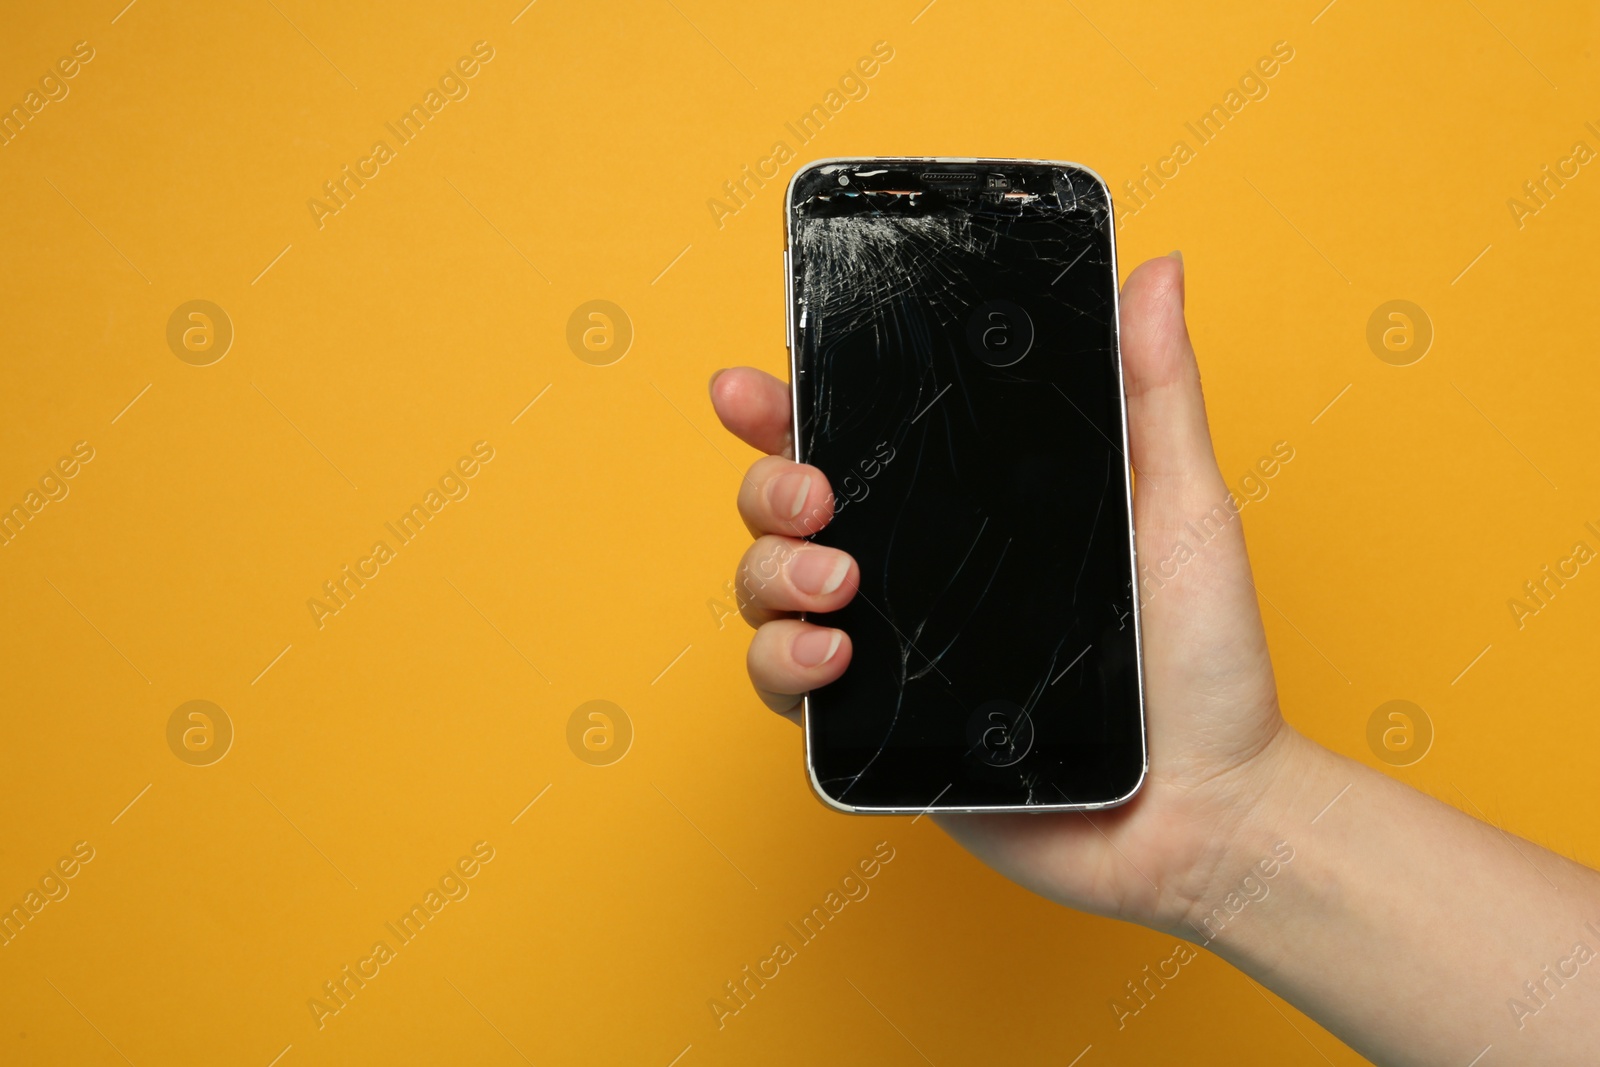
[2,2,1599,1064]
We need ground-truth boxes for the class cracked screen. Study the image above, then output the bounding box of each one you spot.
[789,160,1145,812]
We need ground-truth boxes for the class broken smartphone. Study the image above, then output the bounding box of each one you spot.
[785,157,1146,814]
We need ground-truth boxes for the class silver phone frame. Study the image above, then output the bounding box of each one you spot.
[784,156,1148,816]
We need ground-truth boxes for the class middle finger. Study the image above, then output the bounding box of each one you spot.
[737,454,836,538]
[736,534,859,627]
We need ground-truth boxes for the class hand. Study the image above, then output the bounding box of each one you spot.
[709,253,1306,934]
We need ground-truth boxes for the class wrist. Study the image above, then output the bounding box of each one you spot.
[1164,725,1334,944]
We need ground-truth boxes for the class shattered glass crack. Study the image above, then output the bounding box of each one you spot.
[791,160,1145,811]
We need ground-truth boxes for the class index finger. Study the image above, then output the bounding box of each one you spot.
[709,367,793,457]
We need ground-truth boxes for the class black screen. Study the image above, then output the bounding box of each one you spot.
[789,159,1145,812]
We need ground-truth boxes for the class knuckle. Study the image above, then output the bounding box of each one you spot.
[738,456,792,521]
[735,537,800,624]
[746,620,787,669]
[749,454,791,486]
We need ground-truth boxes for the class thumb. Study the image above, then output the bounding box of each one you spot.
[1116,254,1281,773]
[1119,252,1226,496]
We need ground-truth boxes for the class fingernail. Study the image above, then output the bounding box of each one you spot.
[708,368,727,396]
[773,470,811,519]
[1167,249,1183,271]
[792,628,844,668]
[790,549,851,596]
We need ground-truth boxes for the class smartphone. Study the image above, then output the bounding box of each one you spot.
[785,157,1146,814]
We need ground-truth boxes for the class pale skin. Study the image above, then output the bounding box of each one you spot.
[710,253,1600,1065]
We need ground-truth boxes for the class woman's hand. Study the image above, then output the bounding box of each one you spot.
[715,253,1600,1065]
[710,253,1307,935]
